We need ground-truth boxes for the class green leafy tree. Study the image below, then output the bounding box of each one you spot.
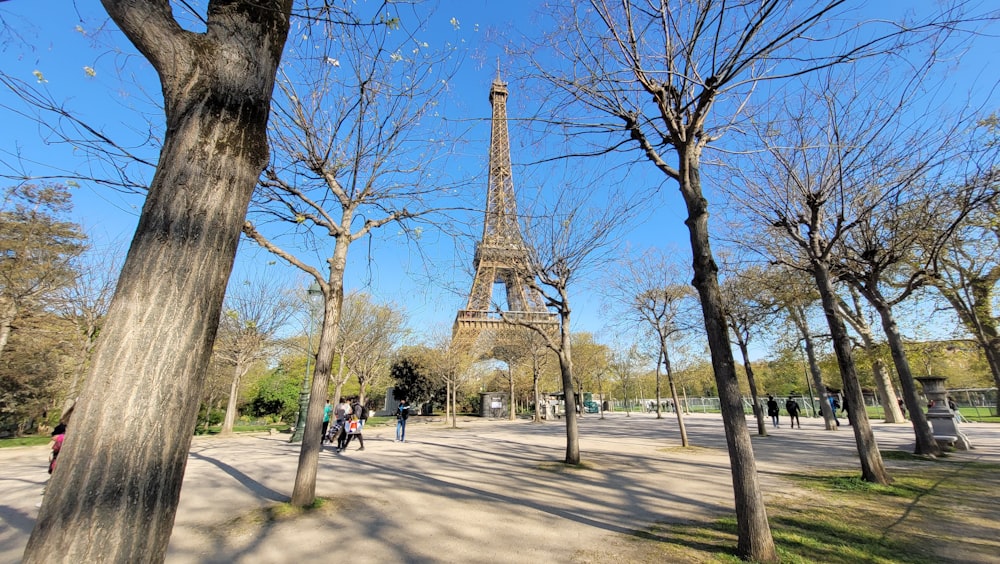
[0,183,85,357]
[390,351,441,411]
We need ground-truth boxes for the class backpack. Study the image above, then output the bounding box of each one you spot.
[360,404,370,420]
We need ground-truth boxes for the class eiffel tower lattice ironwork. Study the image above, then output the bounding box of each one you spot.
[453,75,557,351]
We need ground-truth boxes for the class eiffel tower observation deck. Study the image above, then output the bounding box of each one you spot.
[453,74,557,351]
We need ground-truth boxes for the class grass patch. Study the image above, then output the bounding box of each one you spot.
[0,435,52,448]
[194,423,290,436]
[586,462,999,563]
[214,496,343,537]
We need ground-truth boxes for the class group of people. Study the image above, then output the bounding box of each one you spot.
[767,394,859,428]
[320,397,413,451]
[322,397,368,452]
[766,395,803,429]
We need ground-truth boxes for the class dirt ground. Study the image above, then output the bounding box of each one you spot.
[2,412,998,563]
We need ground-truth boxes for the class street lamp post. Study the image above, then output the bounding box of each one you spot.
[799,341,817,417]
[290,281,323,443]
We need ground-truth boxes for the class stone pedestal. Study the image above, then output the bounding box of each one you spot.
[916,376,971,450]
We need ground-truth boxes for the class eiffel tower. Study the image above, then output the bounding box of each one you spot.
[452,74,557,353]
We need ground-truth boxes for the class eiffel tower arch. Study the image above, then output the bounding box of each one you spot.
[452,74,557,356]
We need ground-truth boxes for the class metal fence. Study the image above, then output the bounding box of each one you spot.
[609,387,997,418]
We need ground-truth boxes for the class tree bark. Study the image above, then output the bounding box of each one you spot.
[812,261,890,484]
[23,2,292,561]
[872,303,940,455]
[679,148,775,560]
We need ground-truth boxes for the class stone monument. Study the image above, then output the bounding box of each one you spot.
[916,376,971,450]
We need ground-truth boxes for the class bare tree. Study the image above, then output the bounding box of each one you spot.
[929,173,1000,416]
[22,1,294,560]
[722,265,776,437]
[240,4,457,506]
[48,238,123,416]
[610,248,693,443]
[213,275,296,435]
[504,183,629,465]
[731,70,938,472]
[523,0,976,552]
[762,266,839,429]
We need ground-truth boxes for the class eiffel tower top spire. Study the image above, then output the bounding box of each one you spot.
[483,70,518,246]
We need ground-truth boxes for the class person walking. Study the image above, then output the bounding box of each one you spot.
[321,399,332,444]
[786,398,801,429]
[766,395,780,428]
[333,397,352,450]
[396,399,410,442]
[341,398,366,452]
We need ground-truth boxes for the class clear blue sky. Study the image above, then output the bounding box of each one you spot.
[1,1,997,358]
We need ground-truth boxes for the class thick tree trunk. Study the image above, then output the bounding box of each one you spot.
[679,151,775,561]
[791,307,838,428]
[873,303,940,455]
[812,262,890,484]
[983,343,1000,416]
[738,340,767,436]
[22,3,292,561]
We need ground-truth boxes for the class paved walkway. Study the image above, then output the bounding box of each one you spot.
[2,413,998,563]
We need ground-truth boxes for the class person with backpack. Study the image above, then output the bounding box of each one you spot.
[396,399,410,442]
[785,398,801,429]
[340,397,366,452]
[332,397,352,450]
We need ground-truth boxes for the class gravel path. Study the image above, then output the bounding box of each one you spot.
[2,413,998,563]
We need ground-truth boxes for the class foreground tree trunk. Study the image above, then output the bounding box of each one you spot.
[557,310,580,464]
[290,240,349,507]
[812,261,890,484]
[680,152,775,559]
[23,1,293,561]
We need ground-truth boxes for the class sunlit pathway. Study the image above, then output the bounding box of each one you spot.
[2,413,998,562]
